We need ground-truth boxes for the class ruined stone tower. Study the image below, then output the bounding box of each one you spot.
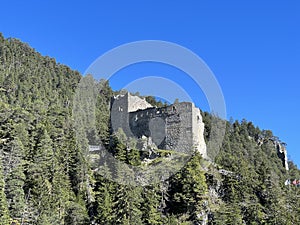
[110,93,207,158]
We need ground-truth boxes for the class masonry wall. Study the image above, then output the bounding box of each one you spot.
[165,103,194,153]
[111,93,154,137]
[110,93,130,135]
[111,93,207,157]
[128,103,201,154]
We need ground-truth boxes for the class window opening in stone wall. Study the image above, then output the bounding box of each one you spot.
[172,106,177,113]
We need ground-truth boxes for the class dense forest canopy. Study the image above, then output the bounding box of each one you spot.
[0,33,300,224]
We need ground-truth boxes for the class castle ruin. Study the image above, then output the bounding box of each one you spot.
[110,93,207,158]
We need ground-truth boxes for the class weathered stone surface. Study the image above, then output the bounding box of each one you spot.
[110,93,207,158]
[256,136,289,171]
[276,143,289,171]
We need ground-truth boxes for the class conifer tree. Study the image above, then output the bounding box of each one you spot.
[94,177,115,224]
[169,152,208,223]
[0,163,10,225]
[113,184,143,225]
[4,138,26,221]
[142,185,163,225]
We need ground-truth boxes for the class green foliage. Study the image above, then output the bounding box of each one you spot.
[141,186,164,225]
[94,176,115,224]
[204,116,300,224]
[0,33,300,225]
[145,96,169,107]
[64,201,90,225]
[4,138,26,220]
[0,163,10,224]
[110,128,141,166]
[113,184,143,225]
[168,152,208,224]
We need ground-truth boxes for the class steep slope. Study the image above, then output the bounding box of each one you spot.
[202,114,300,224]
[0,33,93,224]
[0,33,299,225]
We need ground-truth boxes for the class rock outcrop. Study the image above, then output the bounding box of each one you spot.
[257,136,289,171]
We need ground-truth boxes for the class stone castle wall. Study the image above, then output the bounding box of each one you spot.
[110,93,207,157]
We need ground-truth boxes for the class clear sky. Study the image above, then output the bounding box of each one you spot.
[1,1,299,166]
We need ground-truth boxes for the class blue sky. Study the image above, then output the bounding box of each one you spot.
[1,1,299,166]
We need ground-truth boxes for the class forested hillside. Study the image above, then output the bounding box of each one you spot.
[0,33,299,225]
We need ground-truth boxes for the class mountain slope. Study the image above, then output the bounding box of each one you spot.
[0,33,299,225]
